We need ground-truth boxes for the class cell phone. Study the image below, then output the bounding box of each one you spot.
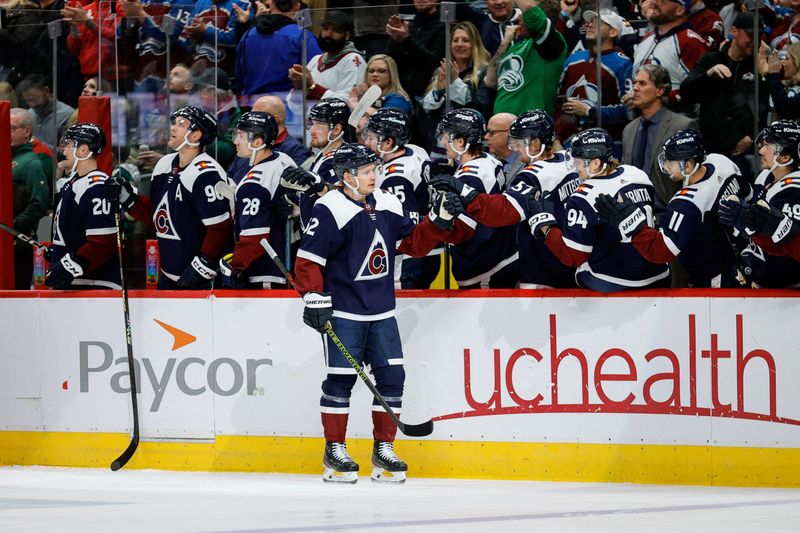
[556,95,568,105]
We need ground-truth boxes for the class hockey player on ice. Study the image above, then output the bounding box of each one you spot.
[527,127,671,292]
[109,105,234,289]
[218,111,296,289]
[293,143,469,484]
[47,123,121,290]
[595,128,751,288]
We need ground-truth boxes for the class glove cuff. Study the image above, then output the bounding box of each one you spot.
[61,253,86,278]
[772,216,796,244]
[303,291,332,307]
[192,256,217,280]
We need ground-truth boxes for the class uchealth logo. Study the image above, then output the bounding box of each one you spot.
[69,319,272,412]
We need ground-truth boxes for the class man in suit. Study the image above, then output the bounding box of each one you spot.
[485,112,524,183]
[622,63,698,214]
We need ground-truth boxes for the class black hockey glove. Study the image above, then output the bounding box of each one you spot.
[526,201,557,239]
[45,253,86,289]
[431,158,456,176]
[428,190,464,231]
[302,291,333,333]
[744,200,798,245]
[274,194,299,221]
[280,167,325,195]
[595,193,646,241]
[428,174,478,207]
[218,253,248,289]
[718,195,751,235]
[177,255,216,289]
[106,172,138,211]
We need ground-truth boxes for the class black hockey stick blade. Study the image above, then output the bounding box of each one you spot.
[397,419,434,437]
[110,435,140,471]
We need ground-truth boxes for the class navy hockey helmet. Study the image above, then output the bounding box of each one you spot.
[332,143,380,180]
[435,108,486,148]
[756,119,800,159]
[509,110,556,147]
[658,129,705,179]
[308,98,349,128]
[364,108,412,148]
[568,128,613,162]
[61,122,106,155]
[236,111,279,147]
[170,105,217,146]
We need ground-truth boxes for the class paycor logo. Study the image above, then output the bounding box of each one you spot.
[75,319,272,412]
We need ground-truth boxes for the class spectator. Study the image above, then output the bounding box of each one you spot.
[385,0,447,101]
[688,0,724,50]
[763,43,800,120]
[680,11,768,180]
[484,112,523,180]
[622,64,697,213]
[352,0,397,60]
[180,0,250,75]
[417,21,493,149]
[10,108,49,289]
[487,0,567,116]
[62,0,125,83]
[236,0,321,96]
[455,0,522,55]
[18,74,76,151]
[556,8,633,149]
[0,0,43,85]
[196,68,243,170]
[287,11,367,103]
[633,0,708,105]
[166,64,199,107]
[349,55,413,117]
[33,0,83,107]
[768,1,800,51]
[228,95,311,181]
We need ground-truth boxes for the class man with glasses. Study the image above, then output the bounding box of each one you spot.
[109,105,234,289]
[9,109,50,289]
[484,112,523,181]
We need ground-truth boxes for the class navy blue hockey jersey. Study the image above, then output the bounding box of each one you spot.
[299,149,338,231]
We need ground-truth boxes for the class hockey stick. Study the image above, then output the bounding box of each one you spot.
[259,238,434,438]
[110,205,140,471]
[347,84,382,128]
[0,222,52,260]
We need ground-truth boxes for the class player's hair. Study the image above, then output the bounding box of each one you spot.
[365,55,410,102]
[636,64,671,105]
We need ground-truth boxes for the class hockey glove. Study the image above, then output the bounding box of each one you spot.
[744,200,798,245]
[428,174,478,207]
[177,255,216,289]
[274,194,299,221]
[718,195,752,235]
[428,190,464,231]
[595,193,646,241]
[218,253,248,289]
[527,201,557,239]
[280,167,325,195]
[302,291,333,333]
[45,253,86,289]
[106,172,138,211]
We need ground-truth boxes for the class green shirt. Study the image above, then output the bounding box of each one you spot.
[11,143,49,237]
[493,6,567,116]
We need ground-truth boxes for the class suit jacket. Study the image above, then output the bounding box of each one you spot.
[622,108,698,212]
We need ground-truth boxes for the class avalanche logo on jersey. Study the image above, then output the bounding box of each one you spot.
[153,193,181,240]
[51,201,66,246]
[564,74,598,104]
[355,229,389,281]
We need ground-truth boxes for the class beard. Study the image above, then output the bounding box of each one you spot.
[648,10,676,26]
[319,36,346,54]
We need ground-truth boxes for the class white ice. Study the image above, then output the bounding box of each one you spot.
[0,466,799,532]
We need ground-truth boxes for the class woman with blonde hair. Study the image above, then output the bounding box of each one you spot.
[349,54,413,116]
[417,22,493,149]
[764,43,800,120]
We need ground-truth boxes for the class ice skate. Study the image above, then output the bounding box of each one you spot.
[322,441,359,484]
[370,440,407,484]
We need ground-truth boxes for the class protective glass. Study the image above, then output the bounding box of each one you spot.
[507,136,529,152]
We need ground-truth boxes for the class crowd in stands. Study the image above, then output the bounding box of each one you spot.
[3,0,799,290]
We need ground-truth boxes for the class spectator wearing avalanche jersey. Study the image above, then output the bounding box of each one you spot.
[633,0,708,106]
[688,0,724,50]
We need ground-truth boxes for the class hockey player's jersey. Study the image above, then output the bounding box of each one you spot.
[299,148,339,231]
[653,154,749,285]
[449,153,518,286]
[741,170,800,288]
[51,170,121,289]
[233,152,296,284]
[560,165,670,289]
[297,189,418,320]
[505,152,582,288]
[150,152,232,281]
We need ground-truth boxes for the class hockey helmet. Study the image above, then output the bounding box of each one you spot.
[364,108,412,148]
[61,122,106,155]
[435,108,486,147]
[236,111,279,147]
[308,98,349,129]
[509,110,556,147]
[332,143,380,180]
[170,105,217,146]
[568,128,613,162]
[756,119,800,158]
[658,129,705,178]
